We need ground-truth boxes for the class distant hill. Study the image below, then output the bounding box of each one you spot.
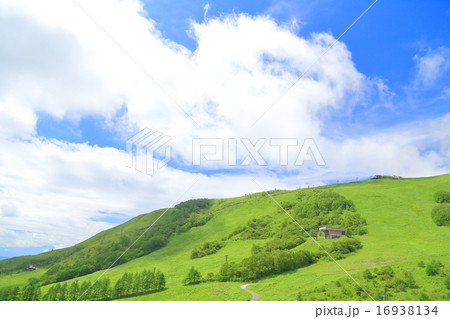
[0,174,449,301]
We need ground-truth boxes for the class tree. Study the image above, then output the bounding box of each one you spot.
[79,281,92,301]
[434,190,450,203]
[183,267,203,285]
[141,269,155,293]
[113,277,126,299]
[155,271,166,290]
[44,285,57,301]
[57,283,68,301]
[20,284,41,301]
[132,272,142,295]
[431,204,450,226]
[67,281,80,301]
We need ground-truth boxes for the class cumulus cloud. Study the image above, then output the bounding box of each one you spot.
[0,0,448,249]
[414,47,450,86]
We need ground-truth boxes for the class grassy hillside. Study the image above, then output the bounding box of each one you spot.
[1,174,449,301]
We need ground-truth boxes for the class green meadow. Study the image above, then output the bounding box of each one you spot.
[0,174,449,301]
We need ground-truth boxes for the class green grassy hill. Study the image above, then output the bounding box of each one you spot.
[1,174,449,301]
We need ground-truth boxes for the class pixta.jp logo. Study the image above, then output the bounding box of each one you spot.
[126,128,172,175]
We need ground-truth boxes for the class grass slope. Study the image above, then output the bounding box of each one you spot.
[1,174,449,300]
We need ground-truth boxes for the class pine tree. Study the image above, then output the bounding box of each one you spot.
[132,272,142,295]
[183,267,203,285]
[67,281,80,301]
[156,271,166,290]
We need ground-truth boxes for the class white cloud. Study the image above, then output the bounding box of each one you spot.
[203,3,211,19]
[414,47,450,86]
[1,203,19,217]
[0,0,448,249]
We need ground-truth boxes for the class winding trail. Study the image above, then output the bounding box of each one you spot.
[240,284,260,301]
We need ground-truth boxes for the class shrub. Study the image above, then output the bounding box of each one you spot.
[426,260,444,276]
[417,261,425,268]
[363,269,374,280]
[296,291,303,301]
[231,216,273,240]
[431,204,450,226]
[374,266,395,280]
[330,238,362,255]
[434,190,450,203]
[191,241,225,259]
[404,271,418,288]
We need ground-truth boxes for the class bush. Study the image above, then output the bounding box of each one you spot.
[426,260,444,276]
[431,204,450,226]
[330,238,362,255]
[191,241,225,259]
[363,269,374,280]
[232,216,273,239]
[417,261,425,268]
[374,266,395,280]
[434,190,450,203]
[404,271,418,288]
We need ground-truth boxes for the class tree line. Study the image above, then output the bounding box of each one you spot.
[0,268,165,301]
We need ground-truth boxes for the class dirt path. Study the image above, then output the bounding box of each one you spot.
[240,284,260,301]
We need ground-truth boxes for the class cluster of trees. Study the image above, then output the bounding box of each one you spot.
[182,267,215,285]
[431,191,450,226]
[418,259,445,276]
[285,190,368,235]
[40,199,212,285]
[362,266,419,300]
[191,241,225,259]
[228,215,273,240]
[0,282,41,301]
[216,249,315,281]
[265,222,306,250]
[45,268,165,301]
[0,268,166,301]
[228,217,306,251]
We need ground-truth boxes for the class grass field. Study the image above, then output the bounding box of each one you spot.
[1,174,449,301]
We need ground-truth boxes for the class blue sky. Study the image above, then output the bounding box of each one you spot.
[0,0,449,258]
